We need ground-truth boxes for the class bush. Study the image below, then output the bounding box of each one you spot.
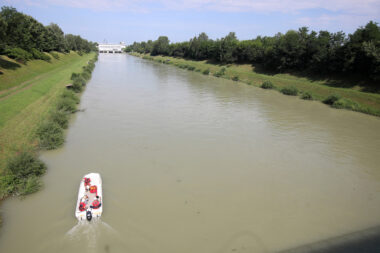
[214,67,226,77]
[1,151,46,197]
[61,89,79,104]
[5,47,32,62]
[56,96,77,112]
[77,51,83,56]
[5,151,46,179]
[323,94,341,105]
[49,109,69,129]
[81,71,91,80]
[18,175,42,195]
[71,72,80,80]
[261,81,274,89]
[301,92,313,100]
[203,69,210,75]
[36,121,64,149]
[187,66,196,71]
[332,98,361,111]
[50,52,60,60]
[281,86,298,96]
[232,76,239,81]
[30,48,51,61]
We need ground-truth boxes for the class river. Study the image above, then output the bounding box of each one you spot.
[1,54,380,253]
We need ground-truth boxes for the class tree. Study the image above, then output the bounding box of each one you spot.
[151,36,170,55]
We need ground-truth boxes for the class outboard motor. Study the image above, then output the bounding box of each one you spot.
[86,210,92,221]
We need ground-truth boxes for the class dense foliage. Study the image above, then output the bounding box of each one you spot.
[0,6,97,61]
[126,22,380,85]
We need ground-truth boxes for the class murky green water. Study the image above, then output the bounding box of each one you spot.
[1,54,380,253]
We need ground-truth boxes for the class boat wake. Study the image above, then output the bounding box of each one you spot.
[64,220,120,253]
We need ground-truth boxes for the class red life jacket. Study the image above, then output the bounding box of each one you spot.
[84,177,91,186]
[89,185,97,194]
[92,200,100,209]
[79,202,86,211]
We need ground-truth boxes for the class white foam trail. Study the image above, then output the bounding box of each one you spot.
[64,220,121,253]
[65,221,98,252]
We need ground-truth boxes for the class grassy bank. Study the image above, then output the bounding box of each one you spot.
[130,52,380,117]
[0,52,97,206]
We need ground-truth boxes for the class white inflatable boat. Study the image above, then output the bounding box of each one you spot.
[75,173,103,221]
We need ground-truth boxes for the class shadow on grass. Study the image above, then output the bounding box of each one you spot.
[252,64,380,93]
[0,57,21,70]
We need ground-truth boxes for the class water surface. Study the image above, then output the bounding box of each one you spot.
[1,54,380,253]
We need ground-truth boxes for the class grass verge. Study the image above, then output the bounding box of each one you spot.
[0,52,98,204]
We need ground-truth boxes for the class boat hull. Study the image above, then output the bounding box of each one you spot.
[75,173,103,221]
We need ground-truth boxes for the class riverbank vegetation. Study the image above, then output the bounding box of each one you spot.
[0,6,99,205]
[0,53,97,201]
[0,6,97,64]
[126,21,380,116]
[126,22,379,88]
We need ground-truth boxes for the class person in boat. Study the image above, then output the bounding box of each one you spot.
[90,195,101,209]
[84,177,91,186]
[81,195,89,204]
[89,185,97,194]
[79,201,86,212]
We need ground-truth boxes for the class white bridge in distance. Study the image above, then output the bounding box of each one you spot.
[98,43,126,53]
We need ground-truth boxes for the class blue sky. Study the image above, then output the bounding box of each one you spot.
[1,0,379,44]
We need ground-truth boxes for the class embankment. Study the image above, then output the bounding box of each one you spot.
[130,52,380,117]
[0,52,98,222]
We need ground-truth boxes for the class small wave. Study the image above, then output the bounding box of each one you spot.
[64,219,121,253]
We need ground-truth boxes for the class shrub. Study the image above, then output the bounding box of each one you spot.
[323,94,341,105]
[5,151,46,179]
[195,69,201,72]
[30,48,51,61]
[18,175,42,195]
[0,174,17,198]
[56,97,77,112]
[5,47,32,62]
[77,51,83,56]
[71,72,80,80]
[261,81,274,89]
[61,89,79,104]
[50,52,60,59]
[214,67,226,77]
[301,92,313,100]
[203,69,210,75]
[332,98,361,111]
[187,66,196,71]
[1,151,46,197]
[81,71,91,80]
[281,86,298,96]
[71,80,83,92]
[49,109,69,129]
[232,76,239,81]
[36,121,64,149]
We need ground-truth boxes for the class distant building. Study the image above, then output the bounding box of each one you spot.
[97,42,126,53]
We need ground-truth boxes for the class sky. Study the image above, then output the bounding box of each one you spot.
[1,0,379,44]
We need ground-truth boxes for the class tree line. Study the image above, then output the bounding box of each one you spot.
[0,6,97,61]
[125,21,380,85]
